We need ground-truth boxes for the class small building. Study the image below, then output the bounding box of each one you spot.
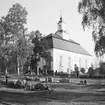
[39,16,92,74]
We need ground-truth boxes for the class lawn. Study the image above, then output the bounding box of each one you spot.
[0,82,105,105]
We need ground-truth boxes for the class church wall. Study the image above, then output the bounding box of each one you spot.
[53,48,92,73]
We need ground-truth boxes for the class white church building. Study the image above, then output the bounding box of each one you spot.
[40,16,92,73]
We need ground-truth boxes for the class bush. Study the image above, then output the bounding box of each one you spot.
[1,80,7,85]
[99,61,105,74]
[1,81,16,88]
[91,74,105,78]
[94,68,100,74]
[28,83,48,91]
[55,72,69,78]
[34,77,40,81]
[24,76,40,81]
[88,67,94,77]
[80,68,85,74]
[4,80,24,89]
[24,82,49,91]
[47,70,54,76]
[7,81,15,88]
[24,76,32,81]
[70,72,77,78]
[79,74,105,78]
[15,80,23,88]
[79,74,89,78]
[59,78,69,83]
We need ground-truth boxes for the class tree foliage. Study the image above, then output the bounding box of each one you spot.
[0,3,52,75]
[15,33,31,71]
[78,0,105,56]
[30,30,52,73]
[0,3,27,44]
[99,61,105,74]
[0,3,29,73]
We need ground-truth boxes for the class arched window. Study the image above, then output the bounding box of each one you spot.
[68,57,71,68]
[60,56,63,67]
[85,60,88,69]
[59,55,63,71]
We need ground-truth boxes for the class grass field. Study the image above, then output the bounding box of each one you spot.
[0,81,105,105]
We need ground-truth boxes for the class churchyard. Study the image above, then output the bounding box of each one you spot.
[0,74,105,105]
[0,0,105,104]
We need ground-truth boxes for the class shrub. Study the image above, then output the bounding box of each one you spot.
[34,76,40,81]
[99,61,105,74]
[7,81,15,88]
[70,71,77,78]
[79,74,105,78]
[59,78,69,83]
[6,80,24,89]
[88,67,94,77]
[1,80,7,85]
[15,80,23,88]
[55,72,69,78]
[47,70,54,76]
[94,68,100,74]
[34,83,48,90]
[79,74,89,78]
[91,74,105,78]
[24,76,40,81]
[80,68,85,74]
[24,76,32,81]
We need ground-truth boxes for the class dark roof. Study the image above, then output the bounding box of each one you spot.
[43,33,91,56]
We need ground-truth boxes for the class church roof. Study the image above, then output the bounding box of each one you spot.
[43,33,91,56]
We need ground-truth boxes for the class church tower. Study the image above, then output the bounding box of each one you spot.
[57,16,63,31]
[56,16,69,40]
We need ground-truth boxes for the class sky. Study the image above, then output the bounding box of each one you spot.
[0,0,95,56]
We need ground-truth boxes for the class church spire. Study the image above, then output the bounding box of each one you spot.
[56,14,70,40]
[57,10,63,31]
[59,15,63,23]
[57,16,63,31]
[60,10,62,22]
[56,14,67,38]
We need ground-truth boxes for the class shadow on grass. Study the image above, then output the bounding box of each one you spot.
[1,83,105,104]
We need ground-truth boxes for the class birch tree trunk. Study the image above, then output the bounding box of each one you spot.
[37,64,39,75]
[17,59,20,75]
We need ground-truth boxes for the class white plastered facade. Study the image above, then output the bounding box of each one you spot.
[42,48,92,73]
